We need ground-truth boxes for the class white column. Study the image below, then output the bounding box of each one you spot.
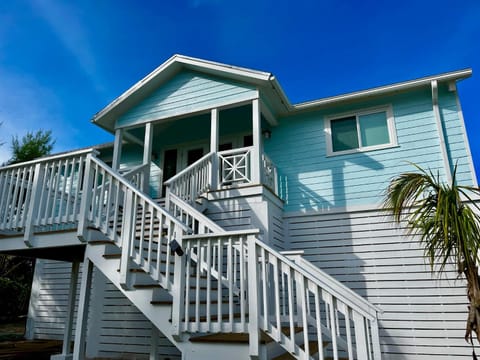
[63,262,80,355]
[210,108,219,190]
[143,122,153,192]
[51,262,80,360]
[112,128,123,171]
[251,99,262,184]
[72,257,94,360]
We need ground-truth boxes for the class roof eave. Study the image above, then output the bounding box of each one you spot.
[91,54,275,131]
[291,68,472,112]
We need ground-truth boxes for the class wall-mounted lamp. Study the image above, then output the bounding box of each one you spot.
[169,239,184,256]
[262,130,272,139]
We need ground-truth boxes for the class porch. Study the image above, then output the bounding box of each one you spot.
[109,99,279,200]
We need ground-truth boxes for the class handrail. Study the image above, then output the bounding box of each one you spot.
[0,150,96,238]
[218,146,254,157]
[258,240,381,319]
[122,163,149,178]
[176,230,381,359]
[164,152,214,186]
[122,163,150,191]
[167,192,224,234]
[0,148,97,171]
[89,157,188,232]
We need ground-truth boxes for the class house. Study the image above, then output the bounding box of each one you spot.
[0,54,476,360]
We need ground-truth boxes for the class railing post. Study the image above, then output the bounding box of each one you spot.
[353,311,369,359]
[77,154,94,242]
[119,190,135,289]
[371,317,382,360]
[247,234,260,359]
[171,224,186,339]
[23,163,45,247]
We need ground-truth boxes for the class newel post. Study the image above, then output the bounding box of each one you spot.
[247,234,260,359]
[119,190,135,289]
[77,154,94,242]
[24,162,45,247]
[171,224,186,339]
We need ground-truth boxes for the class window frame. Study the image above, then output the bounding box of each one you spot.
[324,105,397,156]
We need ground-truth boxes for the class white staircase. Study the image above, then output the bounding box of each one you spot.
[0,149,382,360]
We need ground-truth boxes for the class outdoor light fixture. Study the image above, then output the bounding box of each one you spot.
[169,239,184,256]
[262,130,272,139]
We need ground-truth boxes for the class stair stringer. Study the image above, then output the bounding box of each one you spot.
[84,243,185,351]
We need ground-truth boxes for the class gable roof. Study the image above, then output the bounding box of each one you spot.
[92,54,472,132]
[92,54,289,132]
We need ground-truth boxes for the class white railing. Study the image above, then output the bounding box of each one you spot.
[122,163,150,191]
[218,147,253,186]
[0,149,94,239]
[78,156,188,291]
[164,152,214,204]
[174,230,257,335]
[0,149,380,359]
[175,231,381,359]
[262,153,278,193]
[254,241,381,360]
[166,192,223,235]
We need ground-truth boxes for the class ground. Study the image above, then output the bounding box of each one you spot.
[0,319,62,359]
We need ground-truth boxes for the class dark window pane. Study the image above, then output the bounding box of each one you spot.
[331,117,358,152]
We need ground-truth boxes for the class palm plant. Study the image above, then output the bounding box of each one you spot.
[383,163,480,347]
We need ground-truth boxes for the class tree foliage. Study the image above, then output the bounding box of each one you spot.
[8,130,55,165]
[383,163,480,348]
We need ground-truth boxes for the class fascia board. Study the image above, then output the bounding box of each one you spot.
[91,55,277,131]
[291,68,472,112]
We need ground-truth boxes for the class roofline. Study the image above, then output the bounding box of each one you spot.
[91,54,274,125]
[291,68,472,112]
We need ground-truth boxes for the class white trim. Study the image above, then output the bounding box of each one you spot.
[324,105,397,156]
[294,68,472,111]
[431,80,452,183]
[454,89,478,186]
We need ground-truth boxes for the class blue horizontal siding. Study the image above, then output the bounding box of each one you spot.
[116,71,256,128]
[266,88,474,212]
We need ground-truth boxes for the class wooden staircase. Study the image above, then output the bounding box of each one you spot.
[0,149,382,360]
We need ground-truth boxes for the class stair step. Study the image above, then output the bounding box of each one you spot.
[150,299,221,306]
[133,283,161,289]
[186,312,246,323]
[189,332,271,344]
[271,340,331,360]
[103,253,121,259]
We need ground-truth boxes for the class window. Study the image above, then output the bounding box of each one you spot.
[325,106,397,155]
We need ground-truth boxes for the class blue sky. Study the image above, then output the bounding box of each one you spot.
[0,1,479,175]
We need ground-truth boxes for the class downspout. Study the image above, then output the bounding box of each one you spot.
[431,80,452,183]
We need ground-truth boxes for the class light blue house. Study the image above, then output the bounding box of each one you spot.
[0,55,476,360]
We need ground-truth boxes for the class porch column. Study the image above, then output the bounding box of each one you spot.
[143,122,153,193]
[210,108,219,190]
[112,128,123,171]
[72,257,94,360]
[51,261,80,360]
[251,98,262,184]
